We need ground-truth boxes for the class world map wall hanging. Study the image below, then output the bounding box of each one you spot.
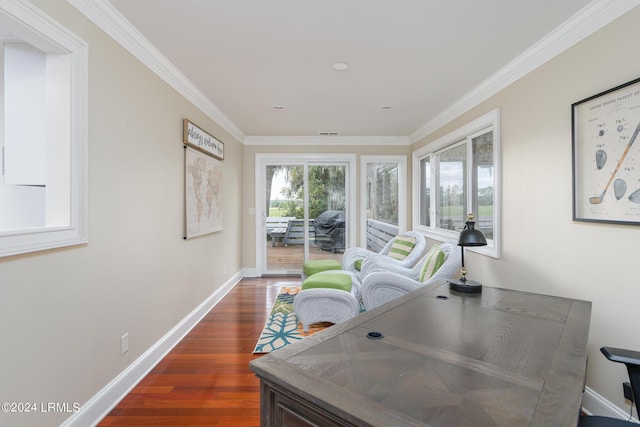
[183,119,223,238]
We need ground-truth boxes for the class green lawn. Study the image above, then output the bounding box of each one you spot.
[269,207,285,217]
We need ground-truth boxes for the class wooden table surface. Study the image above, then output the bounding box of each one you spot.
[250,279,592,427]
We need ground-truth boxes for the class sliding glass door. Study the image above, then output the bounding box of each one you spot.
[256,154,355,276]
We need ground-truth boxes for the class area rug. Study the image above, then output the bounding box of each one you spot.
[253,286,330,354]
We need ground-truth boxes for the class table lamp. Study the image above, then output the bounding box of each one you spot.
[448,213,487,293]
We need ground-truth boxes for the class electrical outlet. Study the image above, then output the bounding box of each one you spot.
[623,381,634,403]
[120,333,129,355]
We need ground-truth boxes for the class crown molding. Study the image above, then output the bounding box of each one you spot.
[67,0,245,143]
[243,135,411,146]
[68,0,639,146]
[410,0,640,143]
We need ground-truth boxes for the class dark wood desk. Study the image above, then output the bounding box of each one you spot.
[250,280,591,427]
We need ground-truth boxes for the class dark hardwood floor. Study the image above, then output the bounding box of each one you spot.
[98,277,301,426]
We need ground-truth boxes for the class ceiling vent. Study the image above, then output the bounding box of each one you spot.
[319,132,339,136]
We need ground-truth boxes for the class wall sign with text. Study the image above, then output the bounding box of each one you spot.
[183,119,224,160]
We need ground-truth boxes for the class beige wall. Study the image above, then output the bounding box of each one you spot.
[0,2,243,426]
[242,144,411,270]
[412,6,640,413]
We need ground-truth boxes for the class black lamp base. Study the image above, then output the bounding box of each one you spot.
[448,279,483,293]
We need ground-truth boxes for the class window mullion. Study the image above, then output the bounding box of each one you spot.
[430,154,437,230]
[467,135,474,217]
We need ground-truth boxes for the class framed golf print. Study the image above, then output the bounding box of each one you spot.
[572,77,640,225]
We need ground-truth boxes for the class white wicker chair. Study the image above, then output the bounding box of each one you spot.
[342,230,427,284]
[360,241,461,310]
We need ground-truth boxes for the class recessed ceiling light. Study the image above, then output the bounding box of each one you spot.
[332,62,349,71]
[272,105,286,110]
[380,105,393,110]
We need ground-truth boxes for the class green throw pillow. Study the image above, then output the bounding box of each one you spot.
[388,236,417,260]
[354,259,363,271]
[419,244,446,282]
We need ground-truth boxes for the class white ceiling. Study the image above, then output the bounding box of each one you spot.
[104,0,620,141]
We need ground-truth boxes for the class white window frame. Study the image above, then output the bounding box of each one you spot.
[0,1,88,258]
[412,109,501,258]
[360,155,407,247]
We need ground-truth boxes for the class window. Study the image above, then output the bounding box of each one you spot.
[0,2,88,257]
[360,155,407,249]
[413,109,500,257]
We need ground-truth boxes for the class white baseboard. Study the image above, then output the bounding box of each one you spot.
[582,386,639,423]
[60,271,242,427]
[242,267,258,277]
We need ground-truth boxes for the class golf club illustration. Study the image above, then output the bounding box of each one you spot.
[589,120,640,204]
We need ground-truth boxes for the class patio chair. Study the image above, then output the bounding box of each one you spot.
[360,240,461,310]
